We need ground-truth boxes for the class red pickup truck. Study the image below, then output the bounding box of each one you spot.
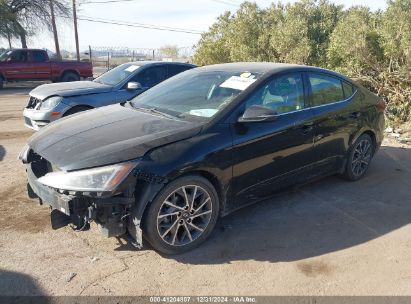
[0,49,93,89]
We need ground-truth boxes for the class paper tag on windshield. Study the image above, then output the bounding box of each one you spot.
[125,65,140,72]
[220,76,257,91]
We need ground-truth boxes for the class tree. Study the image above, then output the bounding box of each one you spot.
[159,44,179,59]
[2,0,70,49]
[0,0,18,48]
[327,6,383,77]
[380,0,411,70]
[193,11,232,65]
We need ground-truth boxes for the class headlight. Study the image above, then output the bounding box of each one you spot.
[38,162,136,192]
[39,96,63,110]
[18,144,30,163]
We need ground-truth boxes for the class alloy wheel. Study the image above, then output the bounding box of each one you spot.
[351,138,372,177]
[156,185,213,246]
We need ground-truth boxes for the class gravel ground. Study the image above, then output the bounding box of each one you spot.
[0,84,411,296]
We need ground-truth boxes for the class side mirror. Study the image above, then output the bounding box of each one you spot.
[127,81,142,90]
[238,105,278,122]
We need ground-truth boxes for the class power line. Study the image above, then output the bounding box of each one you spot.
[57,14,204,34]
[80,15,204,33]
[79,0,137,4]
[210,0,240,7]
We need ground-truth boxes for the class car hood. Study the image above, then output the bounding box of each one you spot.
[30,81,113,99]
[27,104,202,171]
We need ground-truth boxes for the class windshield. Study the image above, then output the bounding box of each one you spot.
[130,69,260,121]
[94,63,141,86]
[0,51,11,62]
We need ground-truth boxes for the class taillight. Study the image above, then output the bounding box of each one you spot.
[376,98,387,113]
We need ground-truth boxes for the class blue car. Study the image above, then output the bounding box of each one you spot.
[23,61,196,130]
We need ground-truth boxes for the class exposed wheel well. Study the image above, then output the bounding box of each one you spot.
[179,170,226,215]
[63,105,93,116]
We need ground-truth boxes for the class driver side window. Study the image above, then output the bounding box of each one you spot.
[245,73,305,115]
[132,66,167,88]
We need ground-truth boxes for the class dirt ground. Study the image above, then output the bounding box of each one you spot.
[0,83,411,297]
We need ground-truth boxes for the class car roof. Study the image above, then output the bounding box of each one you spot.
[125,61,196,67]
[197,62,350,81]
[7,48,45,52]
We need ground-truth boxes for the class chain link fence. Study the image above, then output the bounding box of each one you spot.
[87,46,195,75]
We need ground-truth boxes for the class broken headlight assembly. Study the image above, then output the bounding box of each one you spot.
[38,162,136,192]
[39,96,63,110]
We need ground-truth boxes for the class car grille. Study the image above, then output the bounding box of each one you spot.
[24,116,32,126]
[26,96,42,109]
[29,150,59,178]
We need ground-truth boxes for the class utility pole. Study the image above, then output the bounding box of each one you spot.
[88,45,92,61]
[49,0,61,60]
[72,0,80,61]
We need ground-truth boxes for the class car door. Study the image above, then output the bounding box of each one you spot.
[29,50,51,79]
[2,50,32,80]
[116,65,167,102]
[231,72,316,207]
[307,72,362,174]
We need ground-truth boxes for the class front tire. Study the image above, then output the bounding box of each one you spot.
[60,72,80,82]
[143,175,219,254]
[343,134,374,181]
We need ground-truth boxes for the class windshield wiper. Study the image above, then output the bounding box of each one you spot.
[135,107,176,120]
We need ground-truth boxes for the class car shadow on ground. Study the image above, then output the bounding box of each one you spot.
[0,270,48,298]
[0,145,5,161]
[164,145,411,264]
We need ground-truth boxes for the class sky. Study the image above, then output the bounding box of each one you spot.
[0,0,388,53]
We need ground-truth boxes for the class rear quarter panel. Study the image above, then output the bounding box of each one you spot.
[50,61,93,79]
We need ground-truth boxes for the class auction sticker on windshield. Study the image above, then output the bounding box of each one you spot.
[220,76,257,91]
[125,65,140,72]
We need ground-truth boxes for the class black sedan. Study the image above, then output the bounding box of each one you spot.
[20,63,386,254]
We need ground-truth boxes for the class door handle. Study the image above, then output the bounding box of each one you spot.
[350,111,361,119]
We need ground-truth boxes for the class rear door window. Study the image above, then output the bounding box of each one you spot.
[308,73,345,106]
[31,51,48,62]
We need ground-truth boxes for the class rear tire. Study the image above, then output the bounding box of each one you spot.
[63,106,92,117]
[60,72,80,82]
[143,175,219,255]
[0,76,4,89]
[343,134,374,181]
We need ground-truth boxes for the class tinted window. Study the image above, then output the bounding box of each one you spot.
[135,66,167,88]
[94,63,143,86]
[10,50,28,62]
[168,65,191,77]
[342,81,354,98]
[309,73,344,106]
[245,73,305,114]
[31,51,48,62]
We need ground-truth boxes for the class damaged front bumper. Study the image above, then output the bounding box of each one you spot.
[25,161,144,248]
